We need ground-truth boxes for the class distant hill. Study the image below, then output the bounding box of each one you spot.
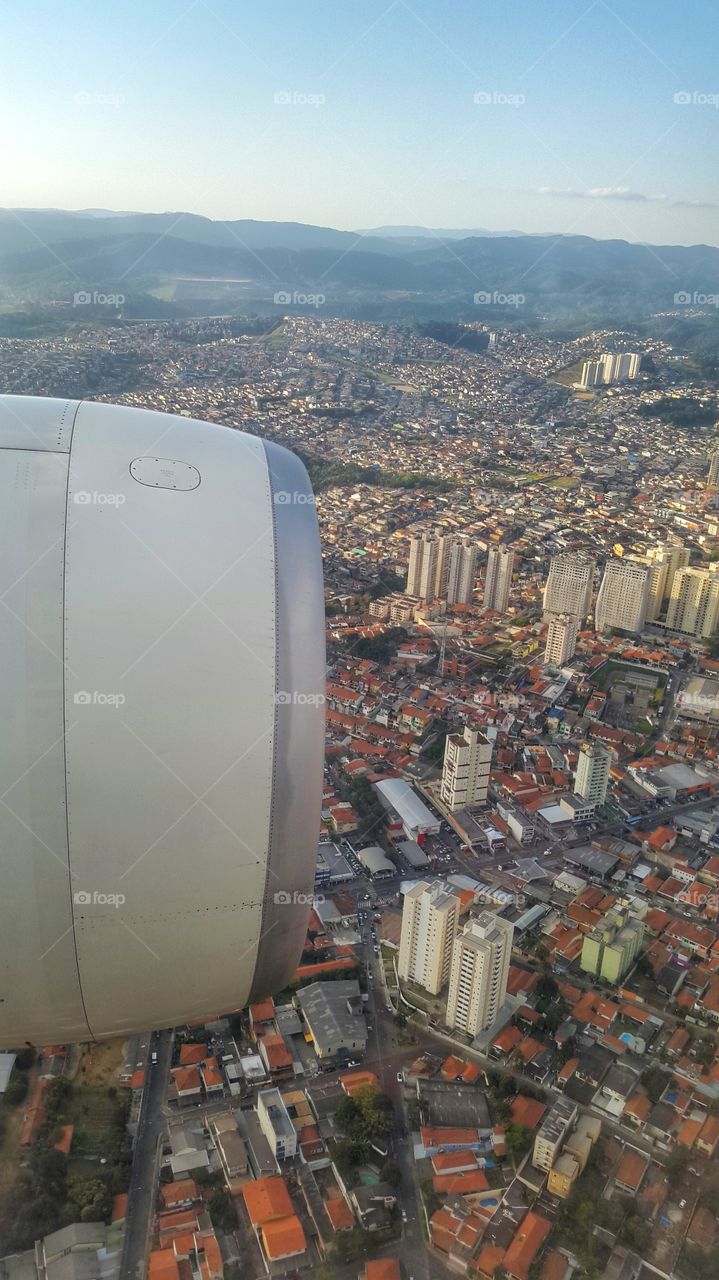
[1,209,718,323]
[356,224,528,239]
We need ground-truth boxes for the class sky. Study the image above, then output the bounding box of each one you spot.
[2,0,718,245]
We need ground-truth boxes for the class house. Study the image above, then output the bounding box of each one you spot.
[503,1212,551,1280]
[696,1113,719,1157]
[360,1262,401,1280]
[350,1183,397,1230]
[241,1176,306,1263]
[614,1149,649,1195]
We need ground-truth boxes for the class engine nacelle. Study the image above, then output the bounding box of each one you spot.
[0,395,325,1044]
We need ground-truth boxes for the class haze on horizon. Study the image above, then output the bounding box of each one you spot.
[2,0,717,247]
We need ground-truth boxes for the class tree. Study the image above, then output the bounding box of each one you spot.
[505,1124,532,1159]
[4,1076,28,1106]
[207,1187,236,1232]
[642,1064,669,1104]
[665,1145,690,1178]
[379,1159,401,1187]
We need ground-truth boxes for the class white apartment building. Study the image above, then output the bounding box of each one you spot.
[544,612,579,666]
[447,538,478,606]
[440,727,493,811]
[666,564,719,640]
[483,545,514,614]
[398,880,459,995]
[543,553,595,621]
[406,533,439,601]
[595,558,649,634]
[257,1088,298,1160]
[446,912,513,1037]
[574,741,611,808]
[709,449,719,487]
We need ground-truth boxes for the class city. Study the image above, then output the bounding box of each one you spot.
[1,3,719,1280]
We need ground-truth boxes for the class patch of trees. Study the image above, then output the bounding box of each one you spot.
[415,322,490,353]
[639,397,715,429]
[298,452,455,494]
[344,627,409,663]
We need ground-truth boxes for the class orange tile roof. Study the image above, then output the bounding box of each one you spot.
[340,1070,379,1095]
[677,1118,703,1148]
[179,1043,208,1066]
[363,1262,400,1280]
[616,1150,648,1190]
[475,1245,506,1280]
[324,1196,354,1230]
[503,1212,551,1280]
[149,1252,182,1280]
[261,1215,306,1260]
[242,1176,294,1226]
[433,1170,489,1195]
[432,1150,479,1173]
[421,1125,479,1147]
[160,1180,199,1208]
[250,998,276,1023]
[53,1124,74,1155]
[112,1193,128,1222]
[172,1067,202,1093]
[510,1095,546,1129]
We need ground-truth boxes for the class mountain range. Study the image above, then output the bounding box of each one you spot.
[1,209,718,321]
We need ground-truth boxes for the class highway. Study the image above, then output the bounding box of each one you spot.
[119,1027,173,1280]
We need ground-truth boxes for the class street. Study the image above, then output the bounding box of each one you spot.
[119,1028,173,1280]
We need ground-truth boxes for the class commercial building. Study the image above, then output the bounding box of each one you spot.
[666,564,719,640]
[532,1097,578,1172]
[543,553,594,622]
[398,880,459,995]
[483,545,514,614]
[595,558,649,634]
[574,742,611,808]
[257,1088,297,1160]
[543,612,578,666]
[446,912,513,1037]
[440,727,493,811]
[580,907,645,983]
[374,778,441,841]
[297,981,368,1060]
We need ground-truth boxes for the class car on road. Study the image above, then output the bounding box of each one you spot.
[396,1071,403,1082]
[401,1208,408,1222]
[151,1051,158,1064]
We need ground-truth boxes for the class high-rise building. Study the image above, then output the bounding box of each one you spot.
[580,907,645,983]
[447,538,478,606]
[574,742,611,808]
[543,553,595,622]
[544,612,579,666]
[440,727,493,811]
[579,353,640,388]
[447,912,513,1037]
[484,545,514,613]
[708,449,719,487]
[398,880,459,995]
[666,564,719,640]
[579,359,604,389]
[595,558,649,634]
[647,541,690,606]
[406,533,438,601]
[407,532,477,604]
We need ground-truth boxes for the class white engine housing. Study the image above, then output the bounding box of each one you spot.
[0,395,325,1044]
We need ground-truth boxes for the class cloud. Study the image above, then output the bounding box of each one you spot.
[538,186,717,209]
[538,185,665,202]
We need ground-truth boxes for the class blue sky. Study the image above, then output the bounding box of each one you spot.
[2,0,717,244]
